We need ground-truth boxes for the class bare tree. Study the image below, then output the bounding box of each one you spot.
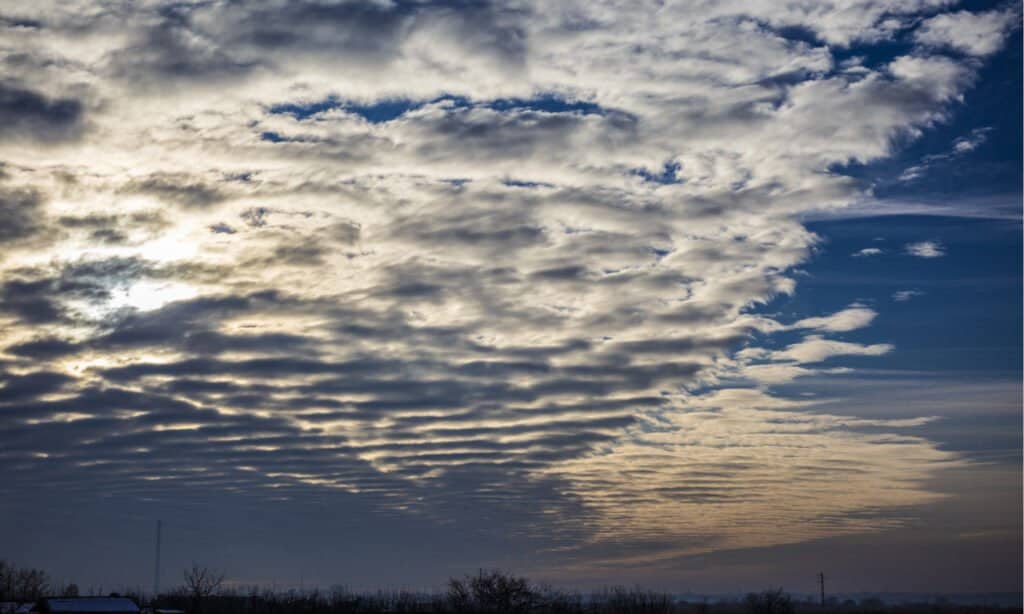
[0,561,12,602]
[0,561,10,601]
[18,568,49,602]
[0,561,49,602]
[447,570,537,614]
[183,564,224,614]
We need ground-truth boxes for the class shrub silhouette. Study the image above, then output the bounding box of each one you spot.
[447,570,538,613]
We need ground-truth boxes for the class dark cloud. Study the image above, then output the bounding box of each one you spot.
[409,106,635,161]
[328,220,361,244]
[121,173,227,208]
[90,294,262,349]
[107,6,259,85]
[5,336,78,359]
[0,15,42,30]
[95,0,531,95]
[0,185,45,243]
[0,81,86,143]
[0,370,74,402]
[266,242,328,267]
[57,211,169,239]
[241,206,269,227]
[87,227,130,244]
[614,334,745,356]
[0,277,63,323]
[231,1,414,57]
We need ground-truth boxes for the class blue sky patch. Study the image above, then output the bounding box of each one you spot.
[268,93,609,124]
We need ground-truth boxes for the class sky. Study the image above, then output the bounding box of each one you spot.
[0,0,1020,597]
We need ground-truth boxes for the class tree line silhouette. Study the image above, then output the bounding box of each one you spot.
[0,561,1018,614]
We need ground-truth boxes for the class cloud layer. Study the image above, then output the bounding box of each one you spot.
[0,0,1015,578]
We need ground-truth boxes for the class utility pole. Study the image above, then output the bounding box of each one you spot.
[153,520,162,602]
[818,572,825,607]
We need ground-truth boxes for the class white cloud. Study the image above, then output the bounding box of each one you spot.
[953,127,991,153]
[893,289,925,301]
[905,240,946,258]
[898,126,992,182]
[898,164,927,183]
[793,305,878,332]
[853,247,884,257]
[915,7,1021,57]
[774,335,894,363]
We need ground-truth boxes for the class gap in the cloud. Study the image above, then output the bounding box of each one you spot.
[830,36,916,70]
[267,93,609,124]
[502,179,554,189]
[269,97,342,119]
[268,96,416,122]
[486,94,604,115]
[631,160,683,184]
[769,24,821,46]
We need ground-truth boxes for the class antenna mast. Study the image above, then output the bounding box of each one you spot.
[818,571,825,607]
[153,520,162,601]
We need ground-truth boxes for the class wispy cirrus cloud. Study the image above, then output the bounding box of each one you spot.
[898,127,993,183]
[893,289,926,301]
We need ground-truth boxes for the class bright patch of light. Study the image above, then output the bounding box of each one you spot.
[136,234,200,263]
[113,280,198,312]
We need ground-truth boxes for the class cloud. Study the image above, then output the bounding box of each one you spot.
[0,0,1013,579]
[792,305,878,332]
[893,289,925,302]
[55,210,169,246]
[905,240,945,258]
[898,127,992,183]
[538,389,959,568]
[952,127,991,153]
[0,184,45,244]
[774,335,894,363]
[120,173,228,209]
[0,81,87,143]
[852,247,883,257]
[914,6,1021,57]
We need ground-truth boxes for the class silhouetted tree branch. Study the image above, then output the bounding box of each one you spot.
[0,559,50,602]
[183,563,224,614]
